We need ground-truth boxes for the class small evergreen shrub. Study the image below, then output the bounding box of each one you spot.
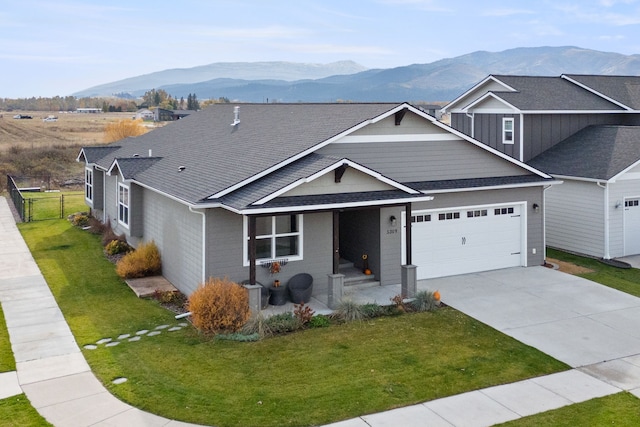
[115,240,162,279]
[188,277,250,335]
[105,239,132,255]
[264,312,302,334]
[333,299,364,322]
[409,290,439,312]
[360,303,385,318]
[308,314,331,328]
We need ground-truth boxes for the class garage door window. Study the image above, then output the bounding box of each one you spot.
[495,207,514,215]
[411,214,431,223]
[467,209,487,218]
[438,212,460,221]
[625,200,639,207]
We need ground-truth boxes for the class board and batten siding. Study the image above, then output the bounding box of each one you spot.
[380,206,403,285]
[339,209,381,279]
[283,167,394,198]
[410,186,545,267]
[545,180,605,258]
[472,114,519,160]
[205,209,333,298]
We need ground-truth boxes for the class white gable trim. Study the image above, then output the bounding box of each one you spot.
[252,159,419,206]
[561,75,633,111]
[442,75,516,113]
[610,158,640,182]
[106,159,126,181]
[209,103,414,199]
[462,92,520,113]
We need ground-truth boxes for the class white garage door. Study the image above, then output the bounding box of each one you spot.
[403,204,524,280]
[624,198,640,255]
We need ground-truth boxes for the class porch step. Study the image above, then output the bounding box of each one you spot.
[340,265,380,288]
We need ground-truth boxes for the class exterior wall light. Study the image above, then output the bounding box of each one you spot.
[390,215,397,226]
[532,203,540,212]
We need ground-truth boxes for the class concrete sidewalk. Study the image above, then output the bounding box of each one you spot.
[0,195,632,426]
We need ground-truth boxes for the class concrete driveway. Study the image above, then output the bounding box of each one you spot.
[419,266,640,371]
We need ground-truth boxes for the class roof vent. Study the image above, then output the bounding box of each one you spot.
[178,166,186,172]
[230,106,240,126]
[133,153,140,157]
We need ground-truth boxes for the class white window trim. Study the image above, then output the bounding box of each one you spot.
[117,182,130,228]
[502,117,514,145]
[242,214,304,266]
[85,168,93,202]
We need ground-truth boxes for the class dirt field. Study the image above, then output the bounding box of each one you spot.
[0,111,135,151]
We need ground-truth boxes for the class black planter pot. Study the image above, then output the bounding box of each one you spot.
[269,286,288,306]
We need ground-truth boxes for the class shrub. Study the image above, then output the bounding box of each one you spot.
[105,239,132,255]
[333,299,364,322]
[115,240,162,279]
[409,290,439,312]
[69,213,89,227]
[264,312,302,335]
[360,303,385,318]
[100,222,126,246]
[188,277,250,335]
[215,332,260,342]
[242,313,273,338]
[293,302,315,325]
[308,314,331,328]
[391,294,410,312]
[87,216,108,235]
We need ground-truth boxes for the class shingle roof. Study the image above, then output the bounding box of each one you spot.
[80,146,121,164]
[489,76,624,111]
[564,75,640,110]
[111,157,161,180]
[87,103,399,204]
[407,175,553,191]
[527,125,640,180]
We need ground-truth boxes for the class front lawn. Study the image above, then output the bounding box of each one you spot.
[18,219,568,427]
[547,248,640,298]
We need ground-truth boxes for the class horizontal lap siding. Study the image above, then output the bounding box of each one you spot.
[205,210,333,297]
[545,180,605,258]
[140,189,202,295]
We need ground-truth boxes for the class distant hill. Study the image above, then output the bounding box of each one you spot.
[74,46,640,102]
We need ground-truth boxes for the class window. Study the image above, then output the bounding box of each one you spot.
[118,183,129,226]
[467,209,487,218]
[85,168,93,202]
[625,200,639,207]
[438,212,460,221]
[411,214,431,223]
[503,117,514,144]
[245,215,303,264]
[494,207,515,215]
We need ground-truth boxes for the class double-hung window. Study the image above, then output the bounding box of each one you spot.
[502,117,514,144]
[85,168,93,202]
[245,214,303,264]
[118,183,130,226]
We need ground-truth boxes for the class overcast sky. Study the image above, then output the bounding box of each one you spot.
[2,0,639,98]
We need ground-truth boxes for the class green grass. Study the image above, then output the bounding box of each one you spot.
[21,190,85,221]
[0,305,15,372]
[547,248,640,298]
[497,392,640,426]
[18,219,569,427]
[0,395,52,426]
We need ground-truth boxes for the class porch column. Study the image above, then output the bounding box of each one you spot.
[405,202,412,265]
[333,210,340,274]
[249,216,257,285]
[401,265,417,298]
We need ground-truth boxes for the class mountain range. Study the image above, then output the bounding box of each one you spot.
[74,46,640,103]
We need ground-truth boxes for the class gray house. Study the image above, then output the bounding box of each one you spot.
[78,103,553,303]
[443,75,640,259]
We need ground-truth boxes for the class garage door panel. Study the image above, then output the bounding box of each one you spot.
[624,198,640,255]
[408,204,523,280]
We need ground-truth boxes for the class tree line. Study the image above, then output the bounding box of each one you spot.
[1,90,229,112]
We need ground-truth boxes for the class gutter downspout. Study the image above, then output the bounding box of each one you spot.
[189,205,206,283]
[542,185,551,262]
[465,112,475,138]
[597,182,611,259]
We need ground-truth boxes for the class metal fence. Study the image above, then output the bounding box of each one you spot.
[7,175,86,222]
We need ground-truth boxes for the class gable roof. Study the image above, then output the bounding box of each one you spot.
[563,75,640,110]
[528,125,640,181]
[81,102,552,210]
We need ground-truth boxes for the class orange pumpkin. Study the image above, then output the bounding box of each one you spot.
[364,268,372,275]
[433,290,441,301]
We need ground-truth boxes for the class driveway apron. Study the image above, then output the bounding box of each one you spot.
[420,266,640,370]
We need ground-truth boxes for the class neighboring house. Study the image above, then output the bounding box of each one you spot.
[442,74,640,259]
[154,108,192,122]
[135,109,155,121]
[78,103,553,304]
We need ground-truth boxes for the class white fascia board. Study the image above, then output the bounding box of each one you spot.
[420,179,562,195]
[547,174,609,184]
[441,75,515,113]
[462,92,520,113]
[520,109,631,114]
[208,103,414,200]
[252,158,420,206]
[609,158,640,182]
[241,195,435,215]
[76,148,87,163]
[561,75,633,111]
[106,159,121,177]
